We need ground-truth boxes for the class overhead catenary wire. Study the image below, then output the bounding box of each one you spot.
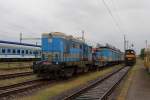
[100,0,129,51]
[111,0,125,33]
[101,0,123,34]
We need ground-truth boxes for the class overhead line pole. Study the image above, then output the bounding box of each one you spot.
[19,32,40,45]
[145,40,148,54]
[146,40,148,49]
[101,0,127,52]
[82,30,85,42]
[124,34,126,52]
[20,32,22,43]
[127,40,129,50]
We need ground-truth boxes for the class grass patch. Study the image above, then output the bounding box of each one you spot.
[22,65,121,100]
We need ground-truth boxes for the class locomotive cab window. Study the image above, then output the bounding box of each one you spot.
[80,45,82,49]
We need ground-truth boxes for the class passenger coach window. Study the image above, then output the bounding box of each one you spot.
[17,50,20,54]
[7,49,11,53]
[12,49,16,54]
[26,50,28,54]
[2,48,6,53]
[22,50,24,54]
[29,51,32,54]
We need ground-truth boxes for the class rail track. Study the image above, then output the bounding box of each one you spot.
[0,79,50,99]
[61,66,130,100]
[0,71,34,80]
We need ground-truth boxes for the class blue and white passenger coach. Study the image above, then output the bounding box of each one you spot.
[0,40,41,61]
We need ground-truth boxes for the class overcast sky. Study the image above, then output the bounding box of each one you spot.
[0,0,150,53]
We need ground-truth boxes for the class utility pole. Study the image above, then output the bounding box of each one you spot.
[20,32,22,43]
[124,34,126,51]
[127,40,129,49]
[81,30,85,61]
[146,40,148,54]
[82,30,85,42]
[36,42,38,46]
[146,40,148,49]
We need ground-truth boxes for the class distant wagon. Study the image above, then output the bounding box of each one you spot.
[93,46,124,66]
[0,40,41,62]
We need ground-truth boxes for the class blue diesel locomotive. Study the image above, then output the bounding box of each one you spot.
[33,32,93,78]
[33,32,124,78]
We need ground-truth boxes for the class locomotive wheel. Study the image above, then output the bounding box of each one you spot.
[62,68,75,78]
[148,67,150,73]
[83,66,89,73]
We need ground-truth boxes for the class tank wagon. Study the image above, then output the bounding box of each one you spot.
[0,40,41,62]
[33,32,124,78]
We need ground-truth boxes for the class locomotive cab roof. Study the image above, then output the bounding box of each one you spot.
[125,49,135,54]
[42,32,85,43]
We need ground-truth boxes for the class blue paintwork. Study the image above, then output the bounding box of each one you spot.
[42,35,92,63]
[94,47,122,63]
[42,37,64,52]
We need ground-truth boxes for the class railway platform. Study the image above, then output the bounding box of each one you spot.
[117,60,150,100]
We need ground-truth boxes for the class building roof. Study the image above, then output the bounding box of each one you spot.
[0,40,41,47]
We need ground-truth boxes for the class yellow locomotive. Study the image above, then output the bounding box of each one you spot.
[125,49,136,66]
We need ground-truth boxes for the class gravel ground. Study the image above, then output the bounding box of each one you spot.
[0,62,32,70]
[126,64,150,100]
[115,60,150,100]
[0,69,32,75]
[21,65,122,100]
[0,75,37,87]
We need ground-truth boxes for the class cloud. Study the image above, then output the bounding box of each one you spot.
[0,0,149,53]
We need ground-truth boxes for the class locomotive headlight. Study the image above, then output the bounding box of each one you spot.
[128,58,133,60]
